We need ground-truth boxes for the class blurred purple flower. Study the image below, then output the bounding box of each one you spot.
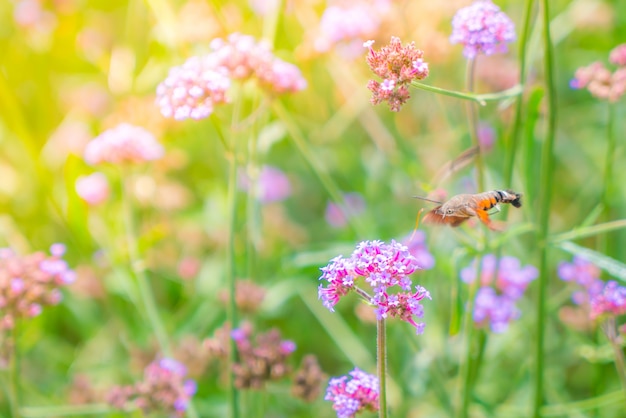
[461,254,537,300]
[473,287,519,333]
[450,1,516,59]
[325,192,365,228]
[365,37,429,111]
[83,124,164,165]
[325,368,379,418]
[239,165,291,203]
[477,122,495,152]
[319,240,431,333]
[558,257,604,306]
[75,172,110,206]
[401,230,435,270]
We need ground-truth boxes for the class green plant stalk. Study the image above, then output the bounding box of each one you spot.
[458,256,483,418]
[121,177,171,356]
[605,318,626,403]
[410,81,523,106]
[550,220,626,243]
[377,318,388,418]
[5,326,21,418]
[226,129,241,418]
[465,57,485,192]
[503,0,535,187]
[599,103,616,256]
[533,0,557,416]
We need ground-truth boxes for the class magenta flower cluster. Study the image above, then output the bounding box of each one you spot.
[325,368,379,418]
[558,257,626,320]
[83,123,164,165]
[571,43,626,102]
[0,244,75,330]
[450,0,516,59]
[157,33,307,120]
[364,37,429,112]
[319,240,431,334]
[107,358,196,417]
[461,254,537,333]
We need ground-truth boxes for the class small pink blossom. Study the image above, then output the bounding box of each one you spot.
[609,43,626,67]
[239,165,291,203]
[365,37,429,111]
[571,59,626,102]
[84,124,164,165]
[76,172,110,205]
[325,192,365,228]
[325,368,379,418]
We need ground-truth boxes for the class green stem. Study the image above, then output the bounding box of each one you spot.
[504,0,535,187]
[5,326,21,418]
[410,81,523,106]
[465,58,485,192]
[599,103,616,256]
[121,176,171,356]
[226,133,241,418]
[458,256,482,418]
[377,319,388,418]
[533,0,557,416]
[605,318,626,403]
[20,404,114,417]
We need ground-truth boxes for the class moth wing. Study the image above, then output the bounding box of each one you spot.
[422,208,468,227]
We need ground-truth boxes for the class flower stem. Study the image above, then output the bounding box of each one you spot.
[605,318,626,404]
[226,130,241,418]
[121,176,171,356]
[410,81,522,106]
[465,58,485,192]
[377,318,388,418]
[599,103,616,255]
[533,0,557,415]
[4,327,21,418]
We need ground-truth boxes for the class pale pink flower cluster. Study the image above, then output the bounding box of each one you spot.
[75,172,110,206]
[315,1,390,56]
[156,33,306,120]
[0,244,76,330]
[238,165,292,204]
[84,124,164,165]
[571,44,626,103]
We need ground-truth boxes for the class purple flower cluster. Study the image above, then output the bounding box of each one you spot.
[0,244,75,330]
[364,37,429,112]
[319,240,431,334]
[558,257,626,321]
[571,44,626,102]
[107,358,196,417]
[75,172,109,206]
[461,254,538,333]
[450,1,516,59]
[558,256,603,305]
[83,123,164,165]
[325,368,379,418]
[157,33,306,120]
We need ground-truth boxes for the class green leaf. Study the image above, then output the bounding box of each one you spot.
[556,241,626,282]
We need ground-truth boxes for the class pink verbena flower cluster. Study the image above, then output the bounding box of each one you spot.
[589,281,626,320]
[364,37,429,112]
[461,254,538,333]
[319,240,431,334]
[230,323,296,389]
[157,33,307,120]
[558,256,604,306]
[449,0,516,59]
[107,358,197,417]
[325,368,379,418]
[571,44,626,102]
[83,123,164,165]
[0,244,75,330]
[315,0,390,57]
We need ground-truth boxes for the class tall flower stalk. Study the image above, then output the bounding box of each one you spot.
[376,319,388,418]
[533,0,557,415]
